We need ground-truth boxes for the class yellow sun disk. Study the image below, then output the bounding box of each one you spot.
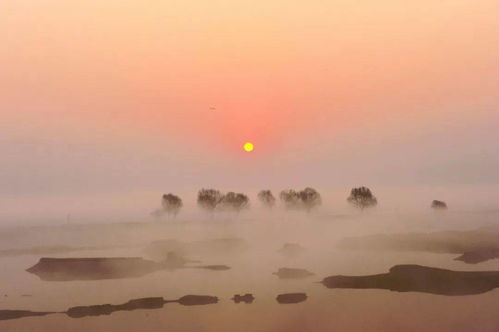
[243,142,254,152]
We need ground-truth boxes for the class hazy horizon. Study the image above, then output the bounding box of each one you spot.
[3,2,499,331]
[2,0,499,224]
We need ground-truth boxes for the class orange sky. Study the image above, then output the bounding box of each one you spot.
[1,0,499,195]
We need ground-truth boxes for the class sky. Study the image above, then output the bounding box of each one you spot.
[1,0,499,203]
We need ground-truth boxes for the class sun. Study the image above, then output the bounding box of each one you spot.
[243,142,254,152]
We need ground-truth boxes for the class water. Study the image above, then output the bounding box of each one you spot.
[1,210,499,331]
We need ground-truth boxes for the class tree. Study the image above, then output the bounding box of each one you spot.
[151,193,183,219]
[347,187,377,209]
[161,193,183,217]
[279,189,301,209]
[258,190,276,209]
[197,189,223,213]
[299,187,322,212]
[431,200,448,210]
[279,187,322,212]
[219,192,250,212]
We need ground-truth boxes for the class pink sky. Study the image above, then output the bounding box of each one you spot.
[1,0,499,197]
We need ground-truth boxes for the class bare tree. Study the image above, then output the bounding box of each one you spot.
[258,190,276,209]
[197,189,223,214]
[279,188,322,212]
[431,200,448,210]
[347,187,377,210]
[219,192,250,212]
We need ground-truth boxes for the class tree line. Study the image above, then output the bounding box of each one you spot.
[152,187,447,218]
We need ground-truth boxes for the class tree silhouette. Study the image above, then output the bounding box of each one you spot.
[151,193,183,219]
[161,193,183,217]
[347,187,377,209]
[197,189,223,213]
[299,187,322,212]
[431,200,448,210]
[197,189,250,215]
[279,188,322,212]
[258,190,276,209]
[279,189,301,209]
[219,192,250,212]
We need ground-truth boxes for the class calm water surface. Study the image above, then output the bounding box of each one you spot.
[1,211,499,331]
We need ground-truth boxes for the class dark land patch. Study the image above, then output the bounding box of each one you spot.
[273,268,314,279]
[276,293,308,304]
[322,264,499,295]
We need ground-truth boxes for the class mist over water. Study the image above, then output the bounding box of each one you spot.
[1,185,499,331]
[2,0,499,330]
[1,185,498,226]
